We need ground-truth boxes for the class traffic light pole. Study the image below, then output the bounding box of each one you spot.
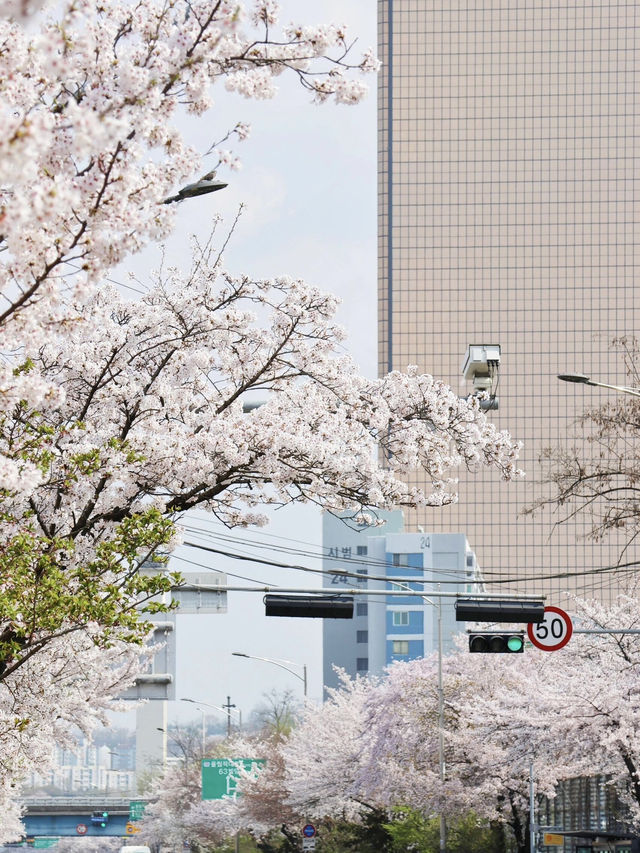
[529,763,536,853]
[437,592,446,853]
[385,578,447,853]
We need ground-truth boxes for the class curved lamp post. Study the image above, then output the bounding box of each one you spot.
[180,697,241,749]
[558,373,640,397]
[232,652,307,698]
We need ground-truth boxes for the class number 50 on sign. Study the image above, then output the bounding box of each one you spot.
[527,606,573,651]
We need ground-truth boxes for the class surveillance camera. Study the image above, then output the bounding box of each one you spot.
[461,345,501,406]
[461,344,501,382]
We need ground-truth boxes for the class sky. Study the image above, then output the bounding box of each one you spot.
[114,0,378,729]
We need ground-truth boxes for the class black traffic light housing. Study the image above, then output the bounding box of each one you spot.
[468,631,525,653]
[455,599,545,623]
[264,594,353,619]
[91,811,109,827]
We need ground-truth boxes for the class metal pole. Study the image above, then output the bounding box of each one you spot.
[303,664,308,698]
[438,590,446,853]
[529,762,536,853]
[206,584,545,600]
[223,696,236,737]
[201,710,205,757]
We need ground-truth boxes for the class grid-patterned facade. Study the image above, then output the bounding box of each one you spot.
[378,0,640,601]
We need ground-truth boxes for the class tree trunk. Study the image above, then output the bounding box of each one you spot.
[507,791,530,853]
[621,750,640,812]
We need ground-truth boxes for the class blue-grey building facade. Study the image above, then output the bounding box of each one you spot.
[322,512,481,693]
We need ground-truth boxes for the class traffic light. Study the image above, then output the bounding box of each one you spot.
[455,598,545,623]
[264,594,353,619]
[91,810,109,827]
[468,631,525,653]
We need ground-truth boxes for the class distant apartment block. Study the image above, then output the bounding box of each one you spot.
[24,743,136,794]
[322,513,480,692]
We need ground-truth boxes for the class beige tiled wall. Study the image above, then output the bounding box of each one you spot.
[378,0,639,601]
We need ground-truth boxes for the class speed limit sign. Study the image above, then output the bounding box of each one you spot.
[527,605,573,651]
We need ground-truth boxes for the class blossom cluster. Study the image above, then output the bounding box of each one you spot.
[140,592,640,849]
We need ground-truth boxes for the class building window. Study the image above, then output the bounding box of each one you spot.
[357,630,368,643]
[392,553,410,567]
[392,611,409,626]
[356,658,368,672]
[356,602,368,617]
[392,640,409,655]
[356,545,368,556]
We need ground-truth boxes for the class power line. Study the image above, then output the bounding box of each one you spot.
[180,538,640,589]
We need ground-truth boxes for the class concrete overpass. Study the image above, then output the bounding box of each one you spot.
[21,796,144,838]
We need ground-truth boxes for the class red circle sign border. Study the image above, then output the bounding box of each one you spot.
[527,605,573,651]
[76,824,88,835]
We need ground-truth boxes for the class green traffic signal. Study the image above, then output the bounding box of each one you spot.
[507,635,524,652]
[468,632,525,653]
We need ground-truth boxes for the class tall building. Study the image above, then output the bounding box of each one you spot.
[322,513,480,692]
[378,1,640,601]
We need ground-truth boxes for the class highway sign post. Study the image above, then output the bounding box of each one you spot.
[129,800,147,821]
[201,758,266,800]
[527,606,573,651]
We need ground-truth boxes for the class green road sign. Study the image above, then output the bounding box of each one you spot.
[129,800,147,821]
[34,839,59,849]
[201,758,266,800]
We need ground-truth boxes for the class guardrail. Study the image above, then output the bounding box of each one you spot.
[22,796,132,813]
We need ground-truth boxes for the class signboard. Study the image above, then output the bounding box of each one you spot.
[528,606,573,651]
[126,823,142,835]
[302,825,316,838]
[172,573,227,614]
[201,758,266,800]
[34,840,59,848]
[129,800,147,821]
[302,839,316,852]
[543,833,564,846]
[76,824,87,836]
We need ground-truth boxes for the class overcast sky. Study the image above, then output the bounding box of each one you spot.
[115,0,377,729]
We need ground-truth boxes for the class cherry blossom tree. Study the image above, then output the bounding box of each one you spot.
[281,670,377,821]
[0,0,525,837]
[0,0,379,831]
[0,632,155,838]
[0,235,523,830]
[141,731,280,850]
[138,595,640,852]
[306,652,583,853]
[534,591,640,826]
[525,337,640,572]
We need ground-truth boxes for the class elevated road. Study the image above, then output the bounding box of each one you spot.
[21,797,142,838]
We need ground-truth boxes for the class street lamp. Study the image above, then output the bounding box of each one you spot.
[558,373,640,397]
[161,170,228,204]
[180,697,242,745]
[232,652,308,698]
